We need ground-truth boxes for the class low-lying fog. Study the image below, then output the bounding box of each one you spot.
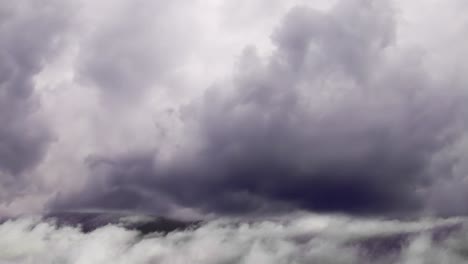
[1,213,467,264]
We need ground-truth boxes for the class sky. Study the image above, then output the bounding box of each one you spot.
[1,0,468,219]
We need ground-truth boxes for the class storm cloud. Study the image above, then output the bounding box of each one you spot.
[0,0,467,219]
[50,0,468,217]
[0,0,72,202]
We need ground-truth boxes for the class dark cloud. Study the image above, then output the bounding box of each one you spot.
[56,152,173,214]
[0,1,71,199]
[52,0,468,217]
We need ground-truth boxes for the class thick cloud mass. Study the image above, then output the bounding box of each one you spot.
[1,0,468,217]
[51,0,468,217]
[0,1,71,201]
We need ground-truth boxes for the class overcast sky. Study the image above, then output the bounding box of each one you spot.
[1,0,468,219]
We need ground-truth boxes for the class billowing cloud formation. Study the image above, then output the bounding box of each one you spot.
[1,0,468,218]
[1,214,468,263]
[52,0,468,217]
[0,0,71,202]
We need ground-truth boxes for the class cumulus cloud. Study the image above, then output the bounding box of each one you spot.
[1,0,468,218]
[52,0,468,217]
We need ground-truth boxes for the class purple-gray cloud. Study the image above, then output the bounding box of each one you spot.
[76,0,197,104]
[50,0,468,217]
[1,0,467,218]
[0,0,72,203]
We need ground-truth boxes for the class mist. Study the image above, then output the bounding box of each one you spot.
[1,214,468,264]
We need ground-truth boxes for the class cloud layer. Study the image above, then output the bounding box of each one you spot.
[1,214,468,264]
[1,0,468,217]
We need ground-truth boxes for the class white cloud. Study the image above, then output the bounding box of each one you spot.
[0,214,467,264]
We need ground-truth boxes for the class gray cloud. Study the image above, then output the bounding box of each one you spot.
[76,0,196,104]
[0,0,72,200]
[52,0,468,217]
